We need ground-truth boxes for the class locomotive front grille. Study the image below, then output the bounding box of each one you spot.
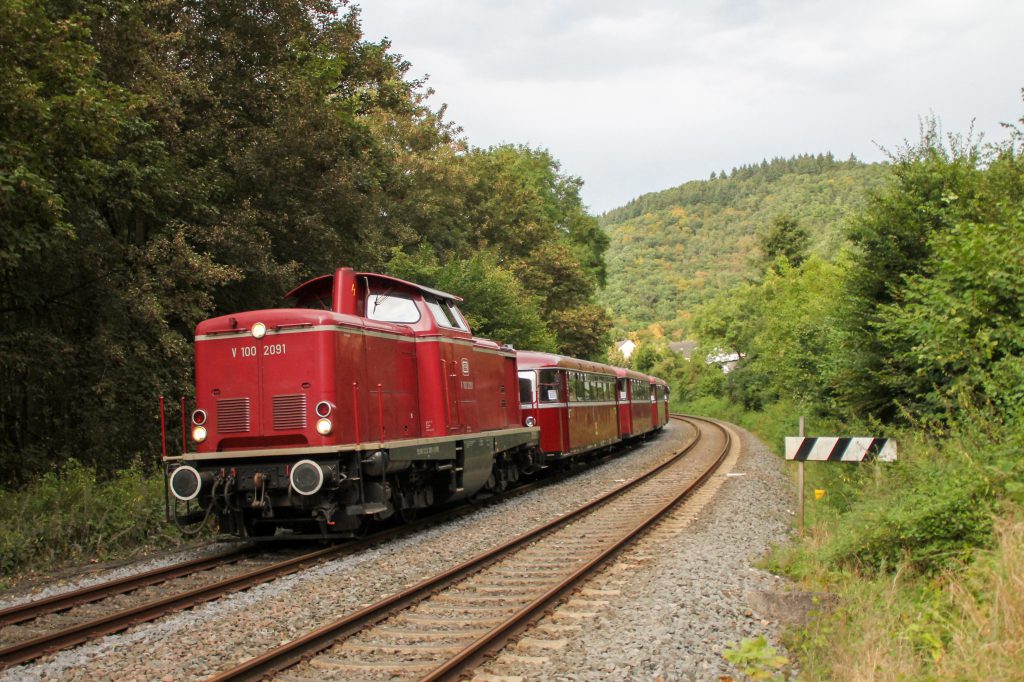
[217,397,251,434]
[272,394,307,430]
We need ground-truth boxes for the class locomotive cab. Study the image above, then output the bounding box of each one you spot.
[166,267,539,538]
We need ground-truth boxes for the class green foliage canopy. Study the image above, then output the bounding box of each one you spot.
[0,0,610,485]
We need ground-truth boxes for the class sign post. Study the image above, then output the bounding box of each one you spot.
[786,420,897,535]
[797,416,805,534]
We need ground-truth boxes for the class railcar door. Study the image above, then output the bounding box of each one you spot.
[617,378,632,437]
[536,368,568,455]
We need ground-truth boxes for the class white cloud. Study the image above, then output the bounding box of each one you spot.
[355,0,1024,212]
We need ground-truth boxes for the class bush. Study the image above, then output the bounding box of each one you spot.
[0,459,183,579]
[824,463,995,574]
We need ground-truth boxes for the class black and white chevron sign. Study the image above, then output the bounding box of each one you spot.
[784,437,897,462]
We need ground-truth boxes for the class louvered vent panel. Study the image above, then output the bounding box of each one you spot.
[217,398,251,434]
[273,394,307,430]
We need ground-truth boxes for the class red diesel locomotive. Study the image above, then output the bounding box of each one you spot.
[165,267,668,538]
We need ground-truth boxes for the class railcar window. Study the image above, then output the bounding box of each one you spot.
[538,369,562,402]
[366,292,420,323]
[630,379,651,401]
[518,372,536,404]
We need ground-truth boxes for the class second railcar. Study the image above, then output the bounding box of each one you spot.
[615,367,655,438]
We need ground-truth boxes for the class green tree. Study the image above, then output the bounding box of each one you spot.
[632,343,665,373]
[759,214,810,272]
[876,211,1024,422]
[385,245,558,352]
[458,145,612,357]
[0,0,471,481]
[844,119,1024,419]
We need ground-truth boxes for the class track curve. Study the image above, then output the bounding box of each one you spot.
[205,415,730,681]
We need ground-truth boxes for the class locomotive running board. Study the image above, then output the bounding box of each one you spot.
[174,426,540,463]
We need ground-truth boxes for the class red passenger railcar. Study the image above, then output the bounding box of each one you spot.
[517,351,620,459]
[166,268,539,537]
[650,375,670,429]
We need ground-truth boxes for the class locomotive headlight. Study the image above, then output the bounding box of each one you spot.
[316,417,333,435]
[524,416,537,427]
[290,459,325,496]
[251,322,267,339]
[315,401,333,418]
[169,465,203,501]
[191,409,207,426]
[192,425,208,443]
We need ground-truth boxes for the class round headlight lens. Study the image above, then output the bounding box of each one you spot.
[169,466,202,501]
[191,409,207,426]
[192,425,208,443]
[316,418,333,436]
[315,401,333,418]
[251,322,267,339]
[290,459,325,496]
[525,416,537,427]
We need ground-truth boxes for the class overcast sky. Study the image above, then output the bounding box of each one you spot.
[355,0,1023,214]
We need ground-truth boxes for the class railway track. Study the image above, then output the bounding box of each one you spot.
[0,439,640,670]
[206,414,728,682]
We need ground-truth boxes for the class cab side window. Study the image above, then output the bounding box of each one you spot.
[426,298,469,331]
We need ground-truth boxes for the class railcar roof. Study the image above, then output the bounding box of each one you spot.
[284,271,463,303]
[516,350,618,375]
[613,366,651,380]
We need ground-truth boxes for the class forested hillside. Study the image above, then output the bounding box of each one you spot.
[0,0,608,486]
[599,155,887,335]
[646,113,1024,679]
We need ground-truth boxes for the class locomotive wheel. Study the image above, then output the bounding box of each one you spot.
[350,516,372,538]
[398,506,418,523]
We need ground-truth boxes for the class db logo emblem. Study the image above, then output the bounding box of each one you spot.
[461,359,470,376]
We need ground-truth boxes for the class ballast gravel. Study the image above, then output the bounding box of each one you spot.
[482,423,795,681]
[2,422,795,681]
[0,540,244,613]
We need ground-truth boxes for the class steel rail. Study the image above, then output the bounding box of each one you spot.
[0,545,255,627]
[0,443,621,670]
[204,415,711,682]
[423,415,729,680]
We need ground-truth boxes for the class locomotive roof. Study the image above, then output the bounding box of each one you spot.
[284,271,463,303]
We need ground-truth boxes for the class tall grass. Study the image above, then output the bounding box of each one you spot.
[679,397,1024,679]
[0,459,184,582]
[789,511,1024,680]
[939,514,1024,679]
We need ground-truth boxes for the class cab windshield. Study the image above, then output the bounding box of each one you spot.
[366,291,420,323]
